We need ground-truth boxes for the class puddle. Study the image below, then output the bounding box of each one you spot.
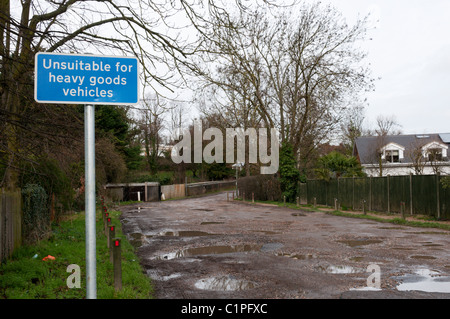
[200,221,224,225]
[128,232,145,248]
[315,265,361,274]
[154,244,262,260]
[422,243,443,247]
[291,213,306,217]
[277,252,316,260]
[193,208,214,212]
[195,275,256,291]
[260,242,284,252]
[160,231,213,237]
[337,239,383,247]
[127,210,141,214]
[146,270,183,281]
[410,255,437,260]
[395,269,450,293]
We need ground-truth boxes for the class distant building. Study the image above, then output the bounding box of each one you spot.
[354,133,450,176]
[140,144,173,157]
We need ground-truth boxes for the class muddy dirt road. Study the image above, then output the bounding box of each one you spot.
[119,192,450,299]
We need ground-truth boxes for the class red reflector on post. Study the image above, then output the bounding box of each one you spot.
[115,240,120,247]
[110,226,114,231]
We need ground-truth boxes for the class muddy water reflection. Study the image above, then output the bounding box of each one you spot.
[396,269,450,293]
[154,244,262,260]
[337,239,383,247]
[195,275,256,291]
[160,231,213,237]
[315,265,361,274]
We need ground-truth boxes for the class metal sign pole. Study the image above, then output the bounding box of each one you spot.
[84,104,96,299]
[35,53,139,300]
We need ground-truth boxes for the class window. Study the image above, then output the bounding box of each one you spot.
[385,150,399,163]
[428,148,443,162]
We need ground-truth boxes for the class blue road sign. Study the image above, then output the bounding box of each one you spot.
[35,52,139,105]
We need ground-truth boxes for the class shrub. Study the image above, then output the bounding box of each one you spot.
[279,142,300,202]
[22,184,49,244]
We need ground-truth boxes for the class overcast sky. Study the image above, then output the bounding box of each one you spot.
[321,0,450,135]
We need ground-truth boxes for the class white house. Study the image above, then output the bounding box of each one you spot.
[354,133,450,176]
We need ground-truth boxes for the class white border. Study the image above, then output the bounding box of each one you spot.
[34,52,140,105]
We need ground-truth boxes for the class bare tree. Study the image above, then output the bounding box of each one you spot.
[374,114,402,137]
[0,0,282,189]
[340,105,366,155]
[195,2,373,173]
[427,146,444,175]
[408,139,426,175]
[138,94,170,175]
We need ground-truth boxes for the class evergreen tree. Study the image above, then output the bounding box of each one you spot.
[279,142,300,202]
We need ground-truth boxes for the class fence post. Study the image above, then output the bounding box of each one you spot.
[436,173,441,220]
[387,175,390,214]
[105,216,111,236]
[103,212,109,235]
[334,198,338,211]
[252,192,254,203]
[102,206,106,223]
[296,197,299,207]
[337,178,340,208]
[109,225,115,263]
[409,173,413,215]
[352,176,355,210]
[362,199,366,215]
[243,192,245,202]
[313,197,316,208]
[106,219,111,247]
[283,196,286,206]
[112,238,122,291]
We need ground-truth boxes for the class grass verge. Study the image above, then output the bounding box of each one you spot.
[327,210,450,231]
[0,209,153,299]
[236,197,450,231]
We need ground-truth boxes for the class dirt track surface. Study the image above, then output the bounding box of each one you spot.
[118,192,450,299]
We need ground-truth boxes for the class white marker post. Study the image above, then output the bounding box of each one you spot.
[35,52,139,298]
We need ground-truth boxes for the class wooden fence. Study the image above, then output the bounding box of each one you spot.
[0,189,22,263]
[301,174,450,219]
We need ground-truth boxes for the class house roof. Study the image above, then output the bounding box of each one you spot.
[354,133,450,164]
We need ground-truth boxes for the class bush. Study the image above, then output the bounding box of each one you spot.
[279,142,300,202]
[22,184,49,244]
[442,176,450,189]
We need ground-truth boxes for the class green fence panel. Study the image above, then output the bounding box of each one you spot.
[411,175,436,217]
[389,175,410,214]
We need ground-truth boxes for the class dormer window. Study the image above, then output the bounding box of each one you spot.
[381,142,405,163]
[428,148,442,162]
[386,150,400,163]
[422,141,448,162]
